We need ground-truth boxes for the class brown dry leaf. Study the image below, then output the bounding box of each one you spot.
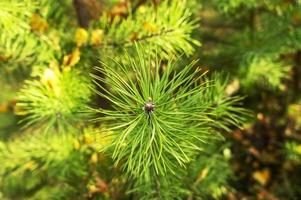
[30,13,49,33]
[110,1,129,19]
[10,98,17,106]
[252,168,270,186]
[258,190,279,200]
[95,176,109,192]
[88,176,109,196]
[292,13,301,26]
[0,104,8,113]
[75,28,88,47]
[63,48,80,68]
[0,55,8,62]
[152,0,162,6]
[232,130,243,141]
[130,32,139,42]
[248,147,261,159]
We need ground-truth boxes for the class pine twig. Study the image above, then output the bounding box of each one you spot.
[87,29,175,49]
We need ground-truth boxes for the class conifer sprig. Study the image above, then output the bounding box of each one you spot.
[0,0,34,32]
[17,69,92,133]
[96,0,200,58]
[91,47,245,181]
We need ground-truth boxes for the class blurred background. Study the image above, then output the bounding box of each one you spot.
[1,0,301,199]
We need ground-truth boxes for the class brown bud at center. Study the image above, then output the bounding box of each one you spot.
[144,102,155,113]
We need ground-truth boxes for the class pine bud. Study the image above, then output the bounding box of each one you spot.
[144,101,155,113]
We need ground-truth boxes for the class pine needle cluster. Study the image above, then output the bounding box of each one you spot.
[17,68,92,132]
[91,47,246,182]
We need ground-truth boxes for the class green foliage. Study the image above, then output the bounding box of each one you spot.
[91,47,245,184]
[0,0,34,32]
[213,0,258,13]
[0,0,252,199]
[202,73,247,131]
[0,133,75,198]
[0,32,56,81]
[17,69,92,133]
[200,0,301,91]
[0,127,114,200]
[95,0,199,59]
[285,142,301,163]
[186,143,233,199]
[239,57,289,90]
[38,0,75,28]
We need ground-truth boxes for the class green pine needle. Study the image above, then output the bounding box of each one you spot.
[17,69,92,133]
[91,46,245,181]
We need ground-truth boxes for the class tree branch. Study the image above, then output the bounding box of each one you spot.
[73,0,102,28]
[87,29,175,49]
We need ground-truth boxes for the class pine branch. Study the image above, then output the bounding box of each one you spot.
[88,29,175,48]
[73,0,102,28]
[91,45,246,182]
[93,0,200,59]
[16,69,93,133]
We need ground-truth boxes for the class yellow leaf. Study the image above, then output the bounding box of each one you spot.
[90,153,98,164]
[223,148,232,159]
[83,133,94,144]
[196,167,209,184]
[73,139,81,150]
[252,169,270,186]
[295,144,301,154]
[288,104,301,116]
[23,161,37,170]
[225,79,240,96]
[63,48,80,68]
[98,131,114,147]
[91,29,104,46]
[137,6,146,14]
[30,13,48,33]
[143,22,157,33]
[257,113,264,121]
[75,28,88,47]
[88,184,97,192]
